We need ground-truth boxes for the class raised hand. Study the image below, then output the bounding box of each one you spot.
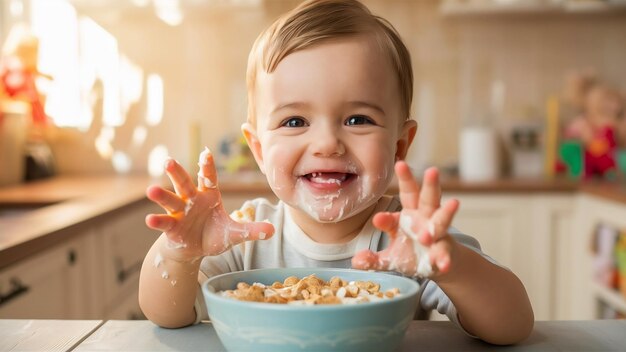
[351,161,459,278]
[145,148,275,262]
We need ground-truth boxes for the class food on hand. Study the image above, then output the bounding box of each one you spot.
[229,205,256,223]
[219,274,401,305]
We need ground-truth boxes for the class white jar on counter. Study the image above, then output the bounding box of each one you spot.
[459,125,501,182]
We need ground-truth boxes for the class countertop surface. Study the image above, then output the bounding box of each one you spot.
[2,174,626,270]
[0,175,163,269]
[1,319,625,351]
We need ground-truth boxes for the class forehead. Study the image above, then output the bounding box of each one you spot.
[254,36,400,119]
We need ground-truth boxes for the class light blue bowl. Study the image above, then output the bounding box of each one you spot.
[202,268,420,352]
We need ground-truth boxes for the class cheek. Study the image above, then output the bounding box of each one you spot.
[261,136,300,190]
[358,134,396,177]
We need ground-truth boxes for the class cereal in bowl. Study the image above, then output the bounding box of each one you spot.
[220,274,401,305]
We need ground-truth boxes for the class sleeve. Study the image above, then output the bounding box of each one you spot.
[418,227,508,337]
[192,199,261,323]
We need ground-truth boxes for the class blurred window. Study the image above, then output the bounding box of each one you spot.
[30,0,129,129]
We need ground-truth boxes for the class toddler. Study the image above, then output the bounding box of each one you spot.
[139,0,534,345]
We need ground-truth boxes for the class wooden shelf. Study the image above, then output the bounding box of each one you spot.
[439,0,626,17]
[592,282,626,315]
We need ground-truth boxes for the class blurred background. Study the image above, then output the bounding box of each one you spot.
[2,0,626,176]
[1,0,626,324]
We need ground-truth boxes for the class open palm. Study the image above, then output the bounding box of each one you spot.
[145,148,274,261]
[352,161,459,277]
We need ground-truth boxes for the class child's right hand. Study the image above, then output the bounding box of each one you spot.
[145,148,275,262]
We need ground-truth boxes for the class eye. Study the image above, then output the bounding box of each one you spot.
[281,117,308,128]
[345,115,375,126]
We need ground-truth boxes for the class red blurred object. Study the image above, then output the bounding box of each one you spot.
[0,56,48,125]
[583,126,617,178]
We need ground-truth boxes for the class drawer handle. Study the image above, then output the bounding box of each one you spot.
[0,278,30,307]
[116,258,143,284]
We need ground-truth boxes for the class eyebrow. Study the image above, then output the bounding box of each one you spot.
[346,101,386,115]
[271,101,386,115]
[271,102,309,115]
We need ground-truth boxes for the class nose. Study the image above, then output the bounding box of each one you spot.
[309,123,345,157]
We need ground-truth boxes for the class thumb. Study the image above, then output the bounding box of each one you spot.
[372,212,400,239]
[352,249,387,271]
[227,219,275,245]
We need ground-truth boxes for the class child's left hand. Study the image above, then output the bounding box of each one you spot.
[352,161,460,278]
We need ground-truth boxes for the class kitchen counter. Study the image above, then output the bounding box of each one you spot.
[0,175,164,270]
[1,173,626,270]
[1,319,625,351]
[216,172,626,204]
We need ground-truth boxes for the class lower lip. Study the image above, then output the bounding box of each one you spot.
[301,174,356,192]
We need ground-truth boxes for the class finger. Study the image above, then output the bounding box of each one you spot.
[395,161,420,209]
[429,241,452,274]
[165,158,197,199]
[227,220,275,245]
[372,212,400,238]
[146,185,186,214]
[145,214,176,232]
[351,249,389,271]
[425,198,460,241]
[197,147,219,191]
[418,167,441,217]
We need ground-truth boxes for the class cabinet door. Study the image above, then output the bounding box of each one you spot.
[529,195,575,320]
[0,236,88,319]
[105,285,145,320]
[95,200,160,314]
[444,193,574,320]
[566,194,626,320]
[444,194,529,269]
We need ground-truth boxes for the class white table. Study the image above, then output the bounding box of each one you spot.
[2,319,626,351]
[0,320,102,352]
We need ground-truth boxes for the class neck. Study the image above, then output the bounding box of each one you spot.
[287,200,380,244]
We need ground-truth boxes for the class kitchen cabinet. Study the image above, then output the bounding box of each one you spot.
[0,234,91,319]
[565,194,626,320]
[90,200,160,319]
[443,193,576,320]
[0,199,160,320]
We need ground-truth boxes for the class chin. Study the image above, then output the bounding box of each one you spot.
[297,196,378,224]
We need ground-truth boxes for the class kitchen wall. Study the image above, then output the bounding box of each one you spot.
[15,0,626,175]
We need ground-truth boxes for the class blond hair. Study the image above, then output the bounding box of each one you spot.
[246,0,413,124]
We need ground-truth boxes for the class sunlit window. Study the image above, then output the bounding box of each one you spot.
[30,0,81,128]
[30,1,142,130]
[146,74,164,126]
[79,17,123,128]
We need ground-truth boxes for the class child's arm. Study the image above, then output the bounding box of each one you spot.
[353,161,533,345]
[139,148,275,328]
[432,239,534,345]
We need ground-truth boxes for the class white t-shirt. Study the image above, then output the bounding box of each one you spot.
[195,195,495,334]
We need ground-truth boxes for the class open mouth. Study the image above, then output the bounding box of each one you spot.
[302,172,357,187]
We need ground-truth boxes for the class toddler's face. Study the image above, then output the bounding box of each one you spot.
[244,36,415,223]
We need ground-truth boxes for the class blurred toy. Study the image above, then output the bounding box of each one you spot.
[217,134,258,174]
[0,24,52,126]
[560,72,625,179]
[616,231,626,298]
[591,223,620,289]
[558,139,584,179]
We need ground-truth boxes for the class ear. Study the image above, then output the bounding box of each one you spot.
[395,119,418,161]
[242,122,266,174]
